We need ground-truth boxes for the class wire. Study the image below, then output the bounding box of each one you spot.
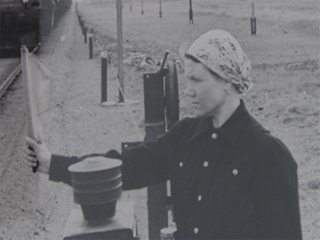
[109,61,144,140]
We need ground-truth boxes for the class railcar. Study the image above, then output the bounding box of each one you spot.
[0,0,71,51]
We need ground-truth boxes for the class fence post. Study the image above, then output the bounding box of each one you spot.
[84,27,87,43]
[101,51,108,103]
[189,0,193,24]
[141,0,144,15]
[251,1,257,35]
[89,34,93,59]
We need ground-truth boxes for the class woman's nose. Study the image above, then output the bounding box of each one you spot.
[184,83,195,97]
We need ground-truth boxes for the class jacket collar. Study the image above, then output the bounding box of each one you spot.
[190,100,251,146]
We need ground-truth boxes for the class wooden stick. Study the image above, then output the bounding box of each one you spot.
[116,0,124,102]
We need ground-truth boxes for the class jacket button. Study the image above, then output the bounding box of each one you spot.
[179,162,183,167]
[203,161,209,167]
[211,133,218,139]
[233,169,238,175]
[198,195,202,201]
[194,227,199,234]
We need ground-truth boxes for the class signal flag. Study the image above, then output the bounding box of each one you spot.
[21,46,49,172]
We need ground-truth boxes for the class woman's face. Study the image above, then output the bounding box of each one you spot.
[184,58,228,118]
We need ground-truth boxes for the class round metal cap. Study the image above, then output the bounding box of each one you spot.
[68,157,122,173]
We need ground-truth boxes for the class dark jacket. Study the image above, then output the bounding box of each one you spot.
[49,100,302,239]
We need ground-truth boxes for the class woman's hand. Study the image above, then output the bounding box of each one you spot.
[25,136,52,174]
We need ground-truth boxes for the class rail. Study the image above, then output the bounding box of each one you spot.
[0,63,21,99]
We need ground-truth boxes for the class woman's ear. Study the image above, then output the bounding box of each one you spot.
[224,81,232,91]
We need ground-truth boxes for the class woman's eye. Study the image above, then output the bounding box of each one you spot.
[191,77,201,82]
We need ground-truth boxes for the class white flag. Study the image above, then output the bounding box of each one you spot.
[21,46,48,143]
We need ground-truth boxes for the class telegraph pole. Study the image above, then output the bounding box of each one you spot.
[116,0,124,102]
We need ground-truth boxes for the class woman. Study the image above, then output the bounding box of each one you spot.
[26,29,302,239]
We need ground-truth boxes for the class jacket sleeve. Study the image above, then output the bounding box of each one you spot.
[255,136,302,239]
[48,120,185,189]
[117,141,170,190]
[116,131,179,190]
[106,120,185,191]
[49,153,107,186]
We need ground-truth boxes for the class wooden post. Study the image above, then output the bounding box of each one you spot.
[251,1,256,35]
[116,0,124,102]
[141,0,144,15]
[101,51,108,103]
[88,34,93,59]
[84,27,87,43]
[189,0,193,24]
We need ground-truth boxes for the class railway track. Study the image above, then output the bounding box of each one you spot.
[0,6,75,239]
[0,11,64,100]
[0,0,72,100]
[0,37,43,99]
[0,61,21,99]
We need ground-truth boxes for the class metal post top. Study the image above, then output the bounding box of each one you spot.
[100,51,108,58]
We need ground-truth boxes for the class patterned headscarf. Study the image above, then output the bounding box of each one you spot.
[186,29,252,93]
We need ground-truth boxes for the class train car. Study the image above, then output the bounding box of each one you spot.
[0,0,71,51]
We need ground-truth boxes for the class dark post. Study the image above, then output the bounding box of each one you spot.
[89,34,93,59]
[144,73,167,240]
[143,51,172,240]
[141,0,144,15]
[144,73,165,139]
[84,27,87,44]
[165,61,179,130]
[130,0,132,11]
[251,1,256,35]
[101,51,108,103]
[189,0,193,24]
[159,0,162,18]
